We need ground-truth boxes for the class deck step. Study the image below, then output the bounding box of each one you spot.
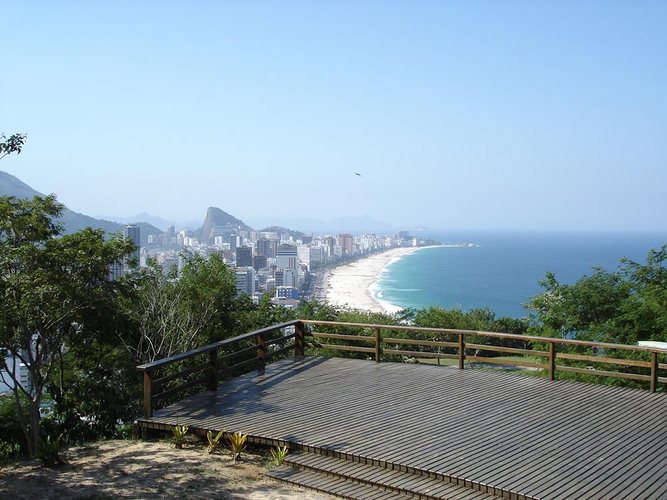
[268,465,411,499]
[272,452,498,499]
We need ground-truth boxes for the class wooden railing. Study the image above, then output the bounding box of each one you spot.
[138,319,666,418]
[137,320,306,418]
[302,320,667,392]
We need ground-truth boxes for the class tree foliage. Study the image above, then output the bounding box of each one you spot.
[0,195,133,455]
[121,253,245,365]
[0,133,27,161]
[527,246,667,344]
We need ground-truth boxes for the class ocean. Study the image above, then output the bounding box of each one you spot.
[373,231,667,318]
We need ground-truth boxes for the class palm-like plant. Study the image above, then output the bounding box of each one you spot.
[270,445,289,466]
[227,432,248,462]
[206,430,225,454]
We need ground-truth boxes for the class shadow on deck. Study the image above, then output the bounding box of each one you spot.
[138,355,667,499]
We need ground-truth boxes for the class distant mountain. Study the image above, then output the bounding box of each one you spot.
[98,212,173,232]
[330,215,393,233]
[196,206,254,243]
[259,226,307,240]
[127,222,164,246]
[0,170,162,245]
[248,215,394,234]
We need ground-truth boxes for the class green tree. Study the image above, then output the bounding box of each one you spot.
[412,306,530,358]
[413,306,498,331]
[123,253,239,364]
[0,133,27,161]
[618,246,667,343]
[177,253,238,342]
[0,195,133,455]
[234,293,295,334]
[527,270,631,342]
[527,246,667,345]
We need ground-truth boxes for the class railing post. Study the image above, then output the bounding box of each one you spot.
[257,333,265,375]
[549,342,557,381]
[143,370,153,418]
[374,327,382,362]
[207,350,219,391]
[458,333,465,369]
[650,351,658,393]
[295,321,305,357]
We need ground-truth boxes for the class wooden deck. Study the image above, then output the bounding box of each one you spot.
[139,355,667,499]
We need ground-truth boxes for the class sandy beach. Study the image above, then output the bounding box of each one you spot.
[325,246,425,314]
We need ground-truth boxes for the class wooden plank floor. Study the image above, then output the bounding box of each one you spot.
[140,356,667,499]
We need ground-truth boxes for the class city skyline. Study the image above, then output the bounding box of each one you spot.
[1,2,666,231]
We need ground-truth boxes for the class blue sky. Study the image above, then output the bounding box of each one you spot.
[1,1,665,231]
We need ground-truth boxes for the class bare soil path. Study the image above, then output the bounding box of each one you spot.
[0,439,333,499]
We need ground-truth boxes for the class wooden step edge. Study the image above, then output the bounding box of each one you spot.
[260,436,540,500]
[283,454,500,500]
[268,465,410,499]
[284,444,501,496]
[284,448,523,500]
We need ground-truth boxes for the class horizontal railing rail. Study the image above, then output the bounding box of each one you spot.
[137,320,305,418]
[301,320,667,392]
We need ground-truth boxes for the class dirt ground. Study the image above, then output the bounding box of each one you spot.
[0,439,333,499]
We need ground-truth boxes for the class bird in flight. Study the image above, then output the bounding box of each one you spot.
[354,172,362,177]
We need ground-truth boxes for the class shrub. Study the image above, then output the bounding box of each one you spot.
[171,425,189,449]
[227,432,247,462]
[0,440,21,466]
[270,445,289,466]
[37,433,65,467]
[206,430,224,454]
[0,395,26,456]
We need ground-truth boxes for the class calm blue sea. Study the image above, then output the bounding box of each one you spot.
[373,231,667,318]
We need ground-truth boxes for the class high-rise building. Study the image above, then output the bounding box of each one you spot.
[338,234,354,254]
[235,267,255,297]
[252,255,267,271]
[265,277,276,294]
[310,246,327,264]
[124,224,141,268]
[324,236,336,256]
[235,245,253,267]
[274,268,296,287]
[275,269,285,287]
[256,238,278,258]
[297,245,311,269]
[228,233,243,252]
[276,244,298,271]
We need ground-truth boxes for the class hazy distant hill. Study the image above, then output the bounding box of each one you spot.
[249,215,394,234]
[0,170,162,245]
[98,212,173,232]
[259,226,307,240]
[196,206,254,243]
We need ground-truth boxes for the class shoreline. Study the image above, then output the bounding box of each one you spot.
[325,245,440,314]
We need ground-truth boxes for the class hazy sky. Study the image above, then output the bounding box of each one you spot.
[1,1,666,231]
